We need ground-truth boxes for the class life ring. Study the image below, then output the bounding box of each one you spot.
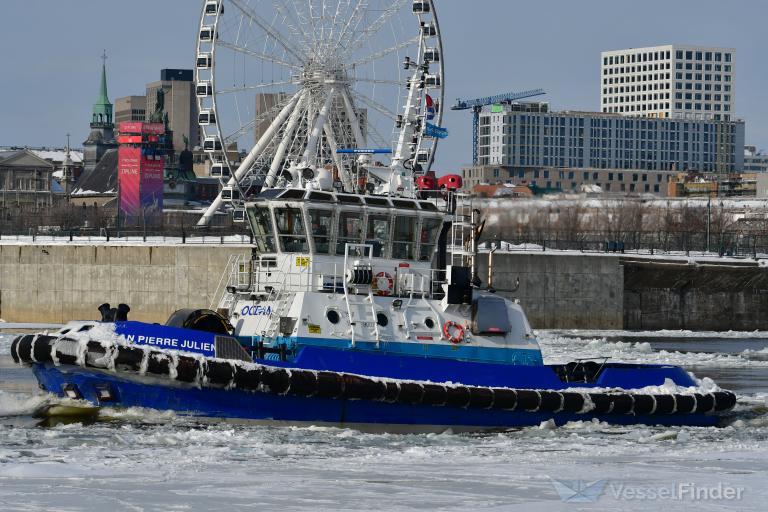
[373,272,394,296]
[443,321,465,344]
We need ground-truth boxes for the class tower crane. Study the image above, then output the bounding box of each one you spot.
[452,89,546,165]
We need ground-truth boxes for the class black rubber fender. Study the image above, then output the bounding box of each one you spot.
[516,390,541,411]
[32,336,56,363]
[176,356,201,383]
[146,353,172,376]
[712,391,737,412]
[343,374,386,401]
[232,366,262,391]
[10,336,21,364]
[609,394,635,415]
[315,371,345,399]
[288,370,318,397]
[468,386,495,409]
[382,381,401,403]
[589,393,614,414]
[538,391,563,413]
[693,393,715,414]
[204,360,235,386]
[493,388,518,410]
[397,382,425,405]
[444,385,471,408]
[674,394,697,415]
[16,335,34,364]
[632,394,656,415]
[421,384,448,406]
[261,367,291,394]
[54,338,80,366]
[560,392,585,413]
[654,394,676,415]
[114,345,145,372]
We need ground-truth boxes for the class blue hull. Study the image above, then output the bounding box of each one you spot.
[32,364,722,429]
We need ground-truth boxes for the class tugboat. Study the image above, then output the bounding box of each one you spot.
[10,172,736,430]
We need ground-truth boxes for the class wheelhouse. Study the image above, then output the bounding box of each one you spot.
[244,189,443,262]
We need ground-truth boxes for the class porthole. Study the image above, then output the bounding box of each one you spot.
[425,318,435,329]
[376,313,389,327]
[326,309,340,324]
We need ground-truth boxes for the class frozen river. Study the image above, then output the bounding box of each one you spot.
[1,331,767,511]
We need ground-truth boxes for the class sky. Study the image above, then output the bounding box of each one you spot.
[1,0,766,172]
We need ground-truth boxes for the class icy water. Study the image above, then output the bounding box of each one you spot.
[1,332,767,511]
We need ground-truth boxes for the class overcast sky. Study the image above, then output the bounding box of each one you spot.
[2,0,765,171]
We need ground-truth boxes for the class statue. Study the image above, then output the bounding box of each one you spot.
[149,88,165,124]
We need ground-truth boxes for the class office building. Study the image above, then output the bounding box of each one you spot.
[600,45,735,121]
[463,164,678,197]
[115,96,147,125]
[744,146,768,173]
[476,102,744,173]
[146,69,199,152]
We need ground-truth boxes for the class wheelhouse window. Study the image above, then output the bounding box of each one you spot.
[392,216,417,260]
[366,213,391,258]
[247,206,276,253]
[274,208,308,253]
[418,217,442,261]
[336,211,364,255]
[309,209,333,254]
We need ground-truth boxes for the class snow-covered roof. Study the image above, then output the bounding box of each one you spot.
[31,149,84,164]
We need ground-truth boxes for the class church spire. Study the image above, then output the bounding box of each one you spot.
[91,50,113,127]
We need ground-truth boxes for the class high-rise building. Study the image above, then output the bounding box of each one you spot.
[115,96,147,125]
[82,57,118,175]
[600,45,736,121]
[146,69,199,152]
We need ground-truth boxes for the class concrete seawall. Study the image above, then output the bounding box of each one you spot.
[2,243,768,330]
[477,253,624,329]
[0,244,249,324]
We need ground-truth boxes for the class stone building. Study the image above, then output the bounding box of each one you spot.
[0,149,59,208]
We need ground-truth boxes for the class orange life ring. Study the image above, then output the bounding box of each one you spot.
[373,272,394,296]
[443,321,465,344]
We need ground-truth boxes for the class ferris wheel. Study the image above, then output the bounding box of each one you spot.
[195,0,445,225]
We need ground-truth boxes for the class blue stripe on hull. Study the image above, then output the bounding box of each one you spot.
[32,365,720,429]
[258,345,697,390]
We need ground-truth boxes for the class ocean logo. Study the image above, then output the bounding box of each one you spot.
[550,479,607,503]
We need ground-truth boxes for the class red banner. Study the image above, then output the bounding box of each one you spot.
[118,146,142,220]
[118,122,166,224]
